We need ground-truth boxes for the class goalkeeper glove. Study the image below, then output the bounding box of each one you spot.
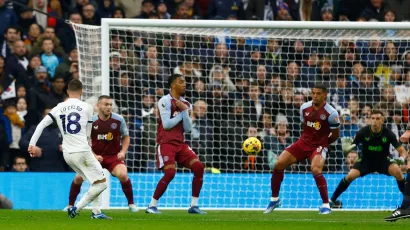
[341,137,356,153]
[396,157,406,165]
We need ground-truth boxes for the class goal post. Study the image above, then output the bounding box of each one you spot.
[72,19,410,210]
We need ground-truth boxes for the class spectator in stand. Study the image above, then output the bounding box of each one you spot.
[82,3,100,25]
[321,4,334,21]
[18,9,37,36]
[360,0,386,21]
[263,118,295,171]
[137,0,155,18]
[24,23,42,52]
[184,0,202,19]
[172,2,191,19]
[5,40,29,82]
[0,118,9,171]
[265,38,283,72]
[328,75,351,111]
[206,84,229,127]
[1,26,21,58]
[357,69,381,105]
[207,65,236,94]
[3,101,25,163]
[97,0,115,20]
[339,108,359,138]
[342,151,358,173]
[114,0,141,18]
[50,75,67,102]
[243,83,264,123]
[207,0,244,20]
[26,66,58,129]
[20,107,66,172]
[17,54,41,90]
[0,0,17,36]
[384,9,396,22]
[40,38,63,78]
[187,100,213,165]
[112,7,126,18]
[347,98,360,124]
[275,2,293,21]
[16,85,27,98]
[56,12,82,53]
[11,156,29,172]
[258,111,274,139]
[156,1,171,19]
[385,0,410,21]
[16,97,28,123]
[55,47,77,78]
[29,0,62,29]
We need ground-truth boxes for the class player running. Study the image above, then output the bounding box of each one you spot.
[330,110,407,209]
[146,74,205,214]
[29,79,107,219]
[65,95,138,218]
[385,123,410,222]
[264,84,340,215]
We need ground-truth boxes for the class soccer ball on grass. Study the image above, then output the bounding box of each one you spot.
[242,137,262,155]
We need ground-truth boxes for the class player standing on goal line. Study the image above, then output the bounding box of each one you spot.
[264,84,340,215]
[65,95,138,219]
[146,74,206,214]
[330,110,407,209]
[28,79,108,218]
[385,124,410,222]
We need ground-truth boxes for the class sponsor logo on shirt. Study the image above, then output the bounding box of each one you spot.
[97,132,113,141]
[307,121,321,130]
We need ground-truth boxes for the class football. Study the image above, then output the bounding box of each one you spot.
[242,137,262,155]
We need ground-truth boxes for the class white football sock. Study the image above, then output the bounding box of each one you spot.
[322,203,330,208]
[270,197,279,202]
[91,194,102,214]
[76,182,107,211]
[149,198,158,207]
[191,197,198,207]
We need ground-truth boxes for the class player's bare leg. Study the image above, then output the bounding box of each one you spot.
[330,168,360,208]
[311,154,331,214]
[264,150,297,214]
[387,163,405,194]
[185,158,206,214]
[147,164,177,214]
[111,164,138,212]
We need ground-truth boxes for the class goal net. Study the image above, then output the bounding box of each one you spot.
[72,20,410,210]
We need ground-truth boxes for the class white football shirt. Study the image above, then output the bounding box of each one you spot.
[29,98,94,154]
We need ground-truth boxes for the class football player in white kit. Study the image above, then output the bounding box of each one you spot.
[28,79,109,219]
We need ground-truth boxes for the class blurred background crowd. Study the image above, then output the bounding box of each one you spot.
[0,0,409,173]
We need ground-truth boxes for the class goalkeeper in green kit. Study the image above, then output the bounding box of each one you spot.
[330,110,407,209]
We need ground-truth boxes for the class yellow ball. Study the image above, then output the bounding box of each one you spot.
[242,137,262,155]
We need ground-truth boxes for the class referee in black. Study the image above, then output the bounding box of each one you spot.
[330,110,407,209]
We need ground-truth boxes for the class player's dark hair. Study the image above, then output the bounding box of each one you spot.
[312,83,327,92]
[168,74,183,88]
[67,79,83,92]
[371,110,384,117]
[98,95,111,102]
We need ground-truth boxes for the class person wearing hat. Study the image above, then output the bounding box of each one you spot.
[25,66,58,129]
[321,4,333,21]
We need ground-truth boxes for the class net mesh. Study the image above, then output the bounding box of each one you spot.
[73,22,410,209]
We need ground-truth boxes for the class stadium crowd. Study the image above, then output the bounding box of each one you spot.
[0,0,409,173]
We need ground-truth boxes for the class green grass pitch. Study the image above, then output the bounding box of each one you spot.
[0,210,408,230]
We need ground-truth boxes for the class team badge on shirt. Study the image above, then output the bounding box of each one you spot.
[111,123,118,129]
[320,114,326,120]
